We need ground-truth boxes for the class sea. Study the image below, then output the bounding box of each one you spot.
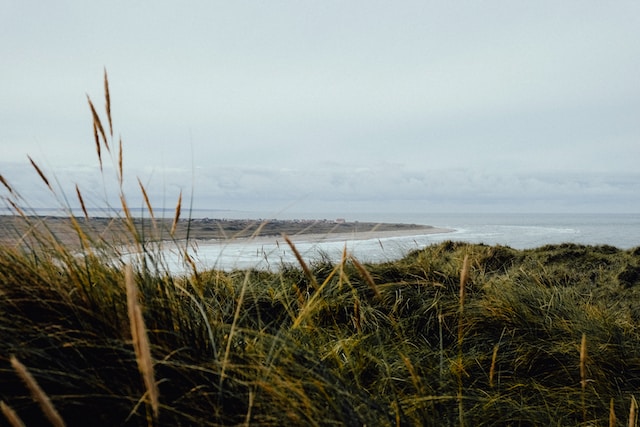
[144,211,639,274]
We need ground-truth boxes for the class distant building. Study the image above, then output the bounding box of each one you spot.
[334,218,346,224]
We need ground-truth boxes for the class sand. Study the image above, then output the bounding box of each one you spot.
[0,215,453,248]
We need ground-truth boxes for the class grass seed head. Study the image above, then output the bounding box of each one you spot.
[283,234,318,290]
[27,156,52,191]
[0,401,26,427]
[10,356,66,427]
[0,174,15,194]
[92,121,102,171]
[170,191,182,236]
[350,255,380,299]
[104,68,113,137]
[580,333,588,390]
[118,137,123,186]
[86,95,109,152]
[125,265,160,419]
[75,185,89,220]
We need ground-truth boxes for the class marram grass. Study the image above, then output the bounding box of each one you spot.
[2,73,640,426]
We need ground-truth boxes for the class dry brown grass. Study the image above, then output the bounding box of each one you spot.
[350,255,381,300]
[489,343,499,388]
[0,401,26,427]
[283,234,318,291]
[125,264,160,420]
[87,96,108,152]
[581,332,588,421]
[10,356,65,427]
[0,174,14,195]
[170,191,182,237]
[104,68,113,137]
[27,156,52,192]
[75,184,89,221]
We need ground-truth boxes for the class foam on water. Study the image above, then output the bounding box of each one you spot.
[114,212,640,274]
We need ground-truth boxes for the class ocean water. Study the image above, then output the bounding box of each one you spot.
[150,212,639,273]
[378,212,640,249]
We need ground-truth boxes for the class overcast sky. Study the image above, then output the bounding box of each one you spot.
[1,1,639,215]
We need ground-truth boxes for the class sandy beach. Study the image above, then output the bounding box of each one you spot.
[153,224,455,273]
[0,215,453,248]
[214,226,454,247]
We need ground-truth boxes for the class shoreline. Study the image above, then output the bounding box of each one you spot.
[199,226,455,246]
[0,214,453,248]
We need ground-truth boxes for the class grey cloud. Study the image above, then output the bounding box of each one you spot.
[2,158,638,214]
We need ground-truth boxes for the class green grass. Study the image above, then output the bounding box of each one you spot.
[2,232,640,426]
[1,72,640,426]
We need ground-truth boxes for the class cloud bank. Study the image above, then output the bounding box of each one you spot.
[2,160,637,215]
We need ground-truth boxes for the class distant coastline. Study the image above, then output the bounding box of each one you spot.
[0,215,450,248]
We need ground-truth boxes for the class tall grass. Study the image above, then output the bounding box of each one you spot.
[1,73,640,425]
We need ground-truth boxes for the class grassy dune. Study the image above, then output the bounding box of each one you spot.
[1,230,640,426]
[1,73,640,426]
